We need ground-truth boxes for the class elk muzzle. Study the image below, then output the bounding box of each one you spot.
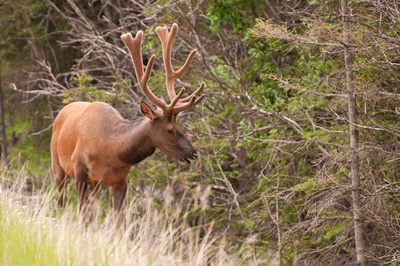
[177,149,198,166]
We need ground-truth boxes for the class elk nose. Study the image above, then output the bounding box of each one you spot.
[192,151,198,159]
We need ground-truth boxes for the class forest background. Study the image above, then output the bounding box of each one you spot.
[1,0,400,265]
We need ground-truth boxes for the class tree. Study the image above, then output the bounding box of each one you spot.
[341,0,366,264]
[0,67,8,166]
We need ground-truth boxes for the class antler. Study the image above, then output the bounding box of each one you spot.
[155,24,205,105]
[121,24,205,116]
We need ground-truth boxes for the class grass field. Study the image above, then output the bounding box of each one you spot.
[0,171,256,266]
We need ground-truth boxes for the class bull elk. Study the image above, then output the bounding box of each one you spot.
[50,23,205,212]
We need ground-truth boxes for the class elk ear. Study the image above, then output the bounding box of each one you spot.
[140,101,157,120]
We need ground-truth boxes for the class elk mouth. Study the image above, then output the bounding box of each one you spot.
[178,154,191,166]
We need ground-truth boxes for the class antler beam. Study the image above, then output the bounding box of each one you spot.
[121,32,165,108]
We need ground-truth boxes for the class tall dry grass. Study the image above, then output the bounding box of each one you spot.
[0,168,255,266]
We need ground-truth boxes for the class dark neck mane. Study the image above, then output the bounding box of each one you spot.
[114,118,156,165]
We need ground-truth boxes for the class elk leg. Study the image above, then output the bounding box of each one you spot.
[75,167,89,213]
[54,171,68,209]
[112,181,127,212]
[88,181,100,206]
[52,159,68,209]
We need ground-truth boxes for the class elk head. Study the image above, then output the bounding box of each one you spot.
[121,24,205,166]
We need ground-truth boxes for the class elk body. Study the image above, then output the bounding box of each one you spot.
[50,24,205,212]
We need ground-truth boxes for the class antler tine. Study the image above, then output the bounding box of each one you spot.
[121,32,167,110]
[155,23,197,102]
[172,94,206,114]
[169,87,185,110]
[179,82,205,103]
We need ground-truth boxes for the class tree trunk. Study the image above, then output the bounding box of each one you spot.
[341,0,366,264]
[0,72,8,167]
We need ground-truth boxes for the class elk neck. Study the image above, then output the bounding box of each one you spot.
[113,118,156,165]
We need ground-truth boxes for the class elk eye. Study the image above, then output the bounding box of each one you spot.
[167,129,174,134]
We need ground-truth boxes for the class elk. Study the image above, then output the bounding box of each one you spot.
[50,23,205,212]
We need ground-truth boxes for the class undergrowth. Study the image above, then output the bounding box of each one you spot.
[0,167,255,266]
